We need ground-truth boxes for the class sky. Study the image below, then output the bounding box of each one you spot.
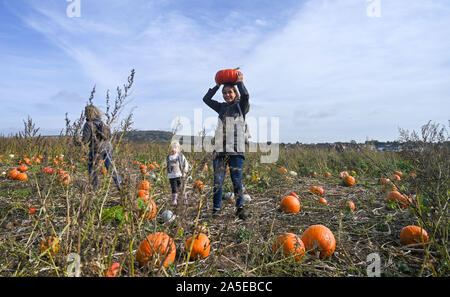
[0,0,449,144]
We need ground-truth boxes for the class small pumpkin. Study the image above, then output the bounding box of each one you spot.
[394,171,403,177]
[185,233,211,260]
[8,168,19,180]
[272,233,305,262]
[400,225,430,247]
[18,165,28,172]
[215,68,240,85]
[318,197,328,205]
[105,263,121,277]
[16,172,28,181]
[301,225,336,259]
[387,191,411,208]
[140,165,147,173]
[392,174,401,181]
[40,236,60,257]
[137,198,157,220]
[342,200,355,211]
[342,175,355,187]
[280,195,301,214]
[136,232,176,268]
[310,186,324,196]
[324,172,332,178]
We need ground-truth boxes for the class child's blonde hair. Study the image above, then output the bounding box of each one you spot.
[170,140,181,153]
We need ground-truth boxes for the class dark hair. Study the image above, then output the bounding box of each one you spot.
[222,83,240,101]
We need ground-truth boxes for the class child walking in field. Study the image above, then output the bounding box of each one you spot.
[166,140,190,206]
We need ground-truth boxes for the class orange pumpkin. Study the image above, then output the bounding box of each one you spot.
[40,236,60,257]
[137,189,150,200]
[279,167,287,174]
[310,186,324,196]
[272,233,305,262]
[394,171,403,177]
[138,198,157,220]
[215,68,240,85]
[193,180,204,189]
[324,172,332,178]
[136,232,176,268]
[16,172,28,181]
[140,165,147,173]
[342,200,355,211]
[57,173,71,185]
[400,225,430,247]
[185,233,211,260]
[392,174,401,181]
[139,180,151,191]
[18,165,28,172]
[42,167,54,175]
[342,175,355,187]
[280,195,300,213]
[387,191,411,208]
[301,225,336,259]
[105,263,121,277]
[318,197,328,205]
[8,168,19,180]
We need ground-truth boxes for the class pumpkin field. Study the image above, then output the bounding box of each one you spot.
[0,119,448,277]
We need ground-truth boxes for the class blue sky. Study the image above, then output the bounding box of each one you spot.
[1,0,449,143]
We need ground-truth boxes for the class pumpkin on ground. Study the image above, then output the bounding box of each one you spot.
[342,175,355,187]
[185,233,211,260]
[310,186,324,196]
[8,168,19,180]
[40,236,60,257]
[387,191,411,208]
[301,225,336,259]
[342,200,355,211]
[318,197,328,205]
[105,263,121,277]
[137,198,157,220]
[280,195,300,214]
[324,172,332,178]
[272,233,305,262]
[16,172,28,181]
[139,180,151,191]
[400,226,430,247]
[136,232,176,268]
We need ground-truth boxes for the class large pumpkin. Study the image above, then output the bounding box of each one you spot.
[301,225,336,259]
[215,68,239,85]
[272,233,305,262]
[280,195,300,214]
[185,233,211,260]
[400,225,430,247]
[136,232,176,268]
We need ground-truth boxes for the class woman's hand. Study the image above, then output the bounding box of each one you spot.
[236,71,244,83]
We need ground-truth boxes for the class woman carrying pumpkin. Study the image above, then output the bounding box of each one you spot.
[81,105,122,190]
[165,140,190,206]
[203,70,249,220]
